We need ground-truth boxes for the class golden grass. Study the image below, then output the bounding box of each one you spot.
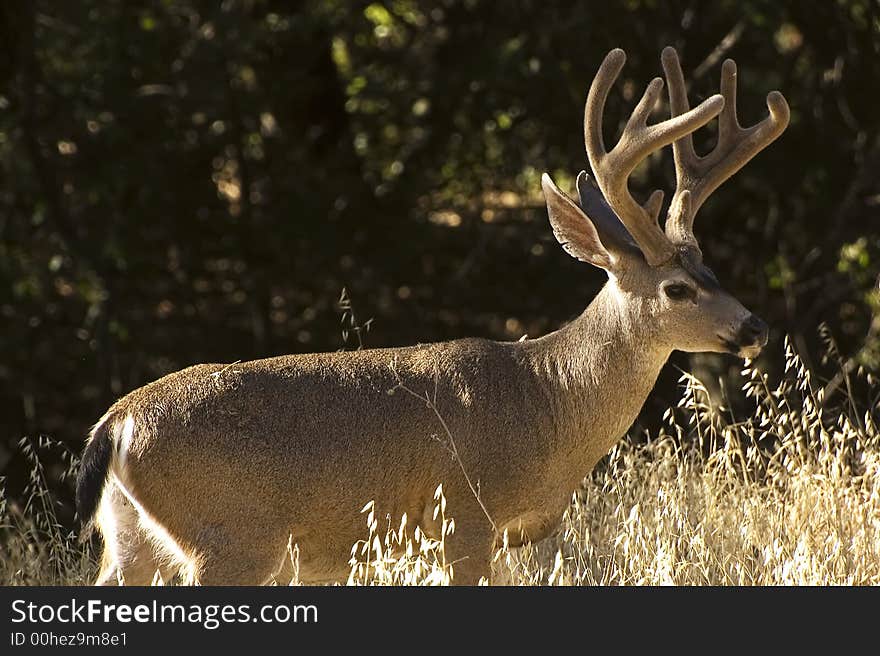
[2,335,878,585]
[346,335,880,585]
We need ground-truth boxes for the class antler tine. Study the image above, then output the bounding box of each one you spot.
[662,46,791,247]
[585,48,725,266]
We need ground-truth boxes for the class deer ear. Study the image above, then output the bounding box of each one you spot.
[542,173,614,270]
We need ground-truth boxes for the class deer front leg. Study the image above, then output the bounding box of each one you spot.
[443,515,495,586]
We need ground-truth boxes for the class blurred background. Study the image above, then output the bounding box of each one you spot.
[1,1,878,520]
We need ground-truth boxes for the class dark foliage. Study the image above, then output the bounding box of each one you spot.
[1,1,878,517]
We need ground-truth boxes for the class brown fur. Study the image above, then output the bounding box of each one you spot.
[85,270,755,585]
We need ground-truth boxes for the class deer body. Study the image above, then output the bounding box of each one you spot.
[83,281,667,585]
[77,47,789,585]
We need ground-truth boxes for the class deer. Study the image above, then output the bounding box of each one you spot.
[76,47,789,586]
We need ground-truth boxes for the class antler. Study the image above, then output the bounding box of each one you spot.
[585,48,725,266]
[661,47,790,248]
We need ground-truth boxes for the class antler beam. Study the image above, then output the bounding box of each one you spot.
[584,48,725,265]
[662,47,791,248]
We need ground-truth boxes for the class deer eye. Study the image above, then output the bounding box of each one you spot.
[662,282,696,302]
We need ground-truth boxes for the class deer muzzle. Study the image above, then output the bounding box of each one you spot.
[735,314,769,358]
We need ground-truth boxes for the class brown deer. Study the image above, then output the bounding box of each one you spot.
[76,47,788,585]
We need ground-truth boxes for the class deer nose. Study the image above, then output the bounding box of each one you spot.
[738,314,768,347]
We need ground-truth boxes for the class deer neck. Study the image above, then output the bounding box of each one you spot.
[523,278,671,475]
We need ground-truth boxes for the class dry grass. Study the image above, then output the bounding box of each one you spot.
[0,436,93,585]
[2,334,879,585]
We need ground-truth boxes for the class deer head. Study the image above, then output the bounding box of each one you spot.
[543,47,789,358]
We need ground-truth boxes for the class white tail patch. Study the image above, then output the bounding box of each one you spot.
[95,491,121,571]
[117,414,135,471]
[92,412,196,584]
